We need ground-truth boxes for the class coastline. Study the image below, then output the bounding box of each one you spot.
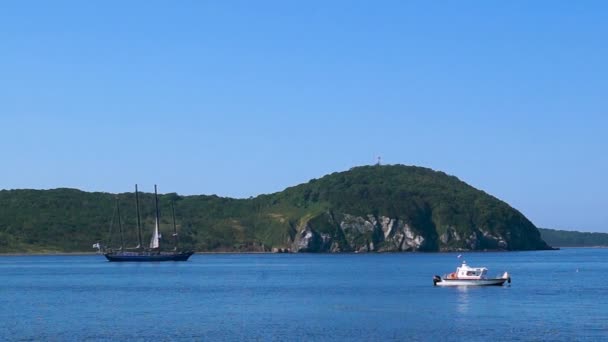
[0,251,276,256]
[0,252,100,256]
[0,248,576,256]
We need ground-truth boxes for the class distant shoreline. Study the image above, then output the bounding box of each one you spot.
[548,246,608,249]
[0,252,100,256]
[0,251,275,256]
[3,248,598,257]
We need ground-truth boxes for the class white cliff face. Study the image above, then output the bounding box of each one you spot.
[289,213,515,253]
[436,226,511,251]
[379,216,395,239]
[339,214,377,251]
[294,225,315,251]
[292,224,333,252]
[279,206,540,252]
[338,214,426,252]
[388,222,426,251]
[289,214,532,252]
[340,214,376,235]
[480,229,508,249]
[403,224,425,250]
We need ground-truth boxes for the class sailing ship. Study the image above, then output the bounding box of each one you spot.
[96,184,194,262]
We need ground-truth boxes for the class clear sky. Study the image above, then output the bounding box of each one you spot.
[1,1,606,232]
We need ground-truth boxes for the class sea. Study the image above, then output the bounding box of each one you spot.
[1,248,607,341]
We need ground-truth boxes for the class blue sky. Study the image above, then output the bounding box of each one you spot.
[1,1,606,232]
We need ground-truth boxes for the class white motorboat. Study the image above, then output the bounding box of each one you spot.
[433,261,511,286]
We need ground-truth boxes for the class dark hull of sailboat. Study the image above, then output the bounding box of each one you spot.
[104,251,194,262]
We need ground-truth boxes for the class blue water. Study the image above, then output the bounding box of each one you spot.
[1,249,607,341]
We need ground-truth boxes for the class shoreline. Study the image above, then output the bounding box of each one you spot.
[0,252,100,256]
[0,248,587,257]
[0,251,275,256]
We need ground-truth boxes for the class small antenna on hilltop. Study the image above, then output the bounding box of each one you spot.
[376,155,382,166]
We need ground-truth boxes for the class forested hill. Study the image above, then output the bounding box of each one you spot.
[539,228,608,247]
[0,165,552,253]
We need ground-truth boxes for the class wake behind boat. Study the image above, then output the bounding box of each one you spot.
[94,184,194,262]
[433,261,510,286]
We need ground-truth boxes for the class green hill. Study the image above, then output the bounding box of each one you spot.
[539,228,608,247]
[0,165,552,253]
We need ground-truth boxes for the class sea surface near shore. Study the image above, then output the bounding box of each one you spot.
[1,248,606,341]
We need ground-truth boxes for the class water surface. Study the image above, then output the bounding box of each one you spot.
[1,249,606,341]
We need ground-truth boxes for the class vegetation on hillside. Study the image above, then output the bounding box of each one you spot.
[0,165,551,253]
[539,228,608,247]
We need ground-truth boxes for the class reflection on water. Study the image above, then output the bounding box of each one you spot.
[456,286,470,314]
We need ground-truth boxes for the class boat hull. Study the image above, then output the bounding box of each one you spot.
[433,276,509,286]
[104,251,194,262]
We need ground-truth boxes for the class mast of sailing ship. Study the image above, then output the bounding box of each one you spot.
[117,198,125,251]
[171,202,179,251]
[135,184,143,249]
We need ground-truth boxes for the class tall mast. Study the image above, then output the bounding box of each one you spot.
[135,184,143,249]
[171,202,179,250]
[117,197,125,250]
[154,184,161,249]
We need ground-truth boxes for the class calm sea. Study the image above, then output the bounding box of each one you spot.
[1,249,607,341]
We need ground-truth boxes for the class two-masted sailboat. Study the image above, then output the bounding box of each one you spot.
[99,185,194,262]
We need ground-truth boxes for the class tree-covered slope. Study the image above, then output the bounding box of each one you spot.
[539,228,608,247]
[0,165,552,253]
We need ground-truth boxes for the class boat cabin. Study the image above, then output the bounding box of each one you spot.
[448,261,488,280]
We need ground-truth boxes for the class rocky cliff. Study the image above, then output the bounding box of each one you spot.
[288,212,543,252]
[256,165,551,252]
